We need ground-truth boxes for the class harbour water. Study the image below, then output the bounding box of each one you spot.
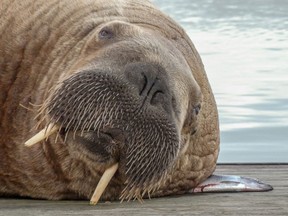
[154,0,288,163]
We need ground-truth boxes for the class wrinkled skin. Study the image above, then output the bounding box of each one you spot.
[0,0,219,200]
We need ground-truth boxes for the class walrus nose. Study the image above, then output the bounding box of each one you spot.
[124,62,170,106]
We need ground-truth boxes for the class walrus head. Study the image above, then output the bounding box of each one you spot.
[26,20,202,201]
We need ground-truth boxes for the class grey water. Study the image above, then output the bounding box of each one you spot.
[153,0,288,163]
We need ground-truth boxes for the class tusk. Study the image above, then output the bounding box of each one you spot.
[25,124,59,147]
[90,163,119,205]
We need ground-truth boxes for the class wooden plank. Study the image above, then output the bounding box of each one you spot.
[0,165,287,216]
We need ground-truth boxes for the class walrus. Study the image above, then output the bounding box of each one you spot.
[0,0,272,204]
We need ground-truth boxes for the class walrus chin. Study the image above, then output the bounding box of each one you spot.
[25,66,183,204]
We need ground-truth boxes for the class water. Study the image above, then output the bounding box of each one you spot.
[153,0,288,163]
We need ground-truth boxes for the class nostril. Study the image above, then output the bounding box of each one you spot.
[124,63,171,108]
[139,73,148,96]
[151,90,165,105]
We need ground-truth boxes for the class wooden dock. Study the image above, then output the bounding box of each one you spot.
[0,164,287,216]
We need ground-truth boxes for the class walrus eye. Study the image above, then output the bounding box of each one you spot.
[99,27,114,40]
[193,104,201,115]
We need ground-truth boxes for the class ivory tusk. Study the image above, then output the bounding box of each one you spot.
[25,124,59,147]
[90,163,119,205]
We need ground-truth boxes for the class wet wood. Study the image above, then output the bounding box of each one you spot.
[0,164,287,216]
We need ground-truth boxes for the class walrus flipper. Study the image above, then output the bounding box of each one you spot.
[190,175,273,193]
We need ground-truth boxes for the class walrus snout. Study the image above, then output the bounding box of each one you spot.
[124,62,174,112]
[45,66,180,199]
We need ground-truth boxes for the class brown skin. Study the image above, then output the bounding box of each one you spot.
[0,0,219,201]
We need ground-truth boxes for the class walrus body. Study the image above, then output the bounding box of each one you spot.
[0,0,219,201]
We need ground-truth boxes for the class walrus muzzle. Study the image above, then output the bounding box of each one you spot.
[27,62,181,202]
